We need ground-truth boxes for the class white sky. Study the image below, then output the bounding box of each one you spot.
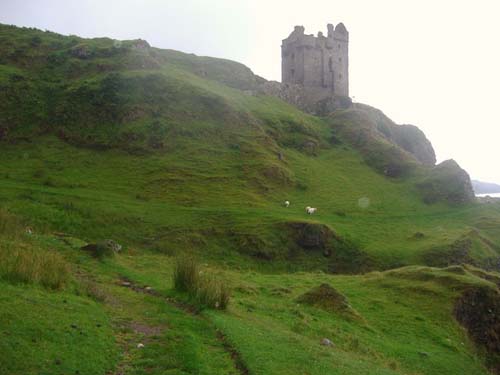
[1,0,499,183]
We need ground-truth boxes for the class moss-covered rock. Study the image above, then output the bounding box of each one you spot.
[417,159,475,205]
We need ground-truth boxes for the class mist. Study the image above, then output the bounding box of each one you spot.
[2,0,499,183]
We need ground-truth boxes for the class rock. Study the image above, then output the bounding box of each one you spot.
[70,44,91,59]
[144,286,152,291]
[417,159,475,205]
[103,239,122,252]
[391,125,436,166]
[121,281,131,287]
[131,39,150,49]
[81,239,122,258]
[137,343,145,349]
[320,338,334,346]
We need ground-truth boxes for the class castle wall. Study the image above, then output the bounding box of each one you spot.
[281,23,348,97]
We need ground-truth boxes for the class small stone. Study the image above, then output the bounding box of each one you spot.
[121,281,131,287]
[144,286,152,291]
[137,343,145,349]
[320,338,334,347]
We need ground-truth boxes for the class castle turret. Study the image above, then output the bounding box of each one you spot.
[281,23,349,97]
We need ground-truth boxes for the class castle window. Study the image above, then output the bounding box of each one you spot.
[328,57,333,72]
[339,73,342,80]
[339,57,342,62]
[291,53,295,60]
[338,44,340,48]
[291,69,295,78]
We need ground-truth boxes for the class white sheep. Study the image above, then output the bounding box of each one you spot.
[306,206,317,215]
[284,200,290,207]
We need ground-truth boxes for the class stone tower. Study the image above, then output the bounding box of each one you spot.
[281,23,349,97]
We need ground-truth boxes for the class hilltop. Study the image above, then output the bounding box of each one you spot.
[1,23,500,375]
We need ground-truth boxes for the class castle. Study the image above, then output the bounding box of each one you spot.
[281,23,349,97]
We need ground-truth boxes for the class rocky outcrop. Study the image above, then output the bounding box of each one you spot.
[417,159,475,205]
[391,124,436,166]
[257,81,351,115]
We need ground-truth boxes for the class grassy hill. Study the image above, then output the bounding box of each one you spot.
[1,23,500,374]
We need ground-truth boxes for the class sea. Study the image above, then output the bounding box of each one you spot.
[476,193,500,198]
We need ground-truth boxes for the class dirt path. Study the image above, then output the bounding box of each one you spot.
[118,277,250,375]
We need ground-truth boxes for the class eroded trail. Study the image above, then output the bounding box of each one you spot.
[73,263,242,375]
[116,277,249,375]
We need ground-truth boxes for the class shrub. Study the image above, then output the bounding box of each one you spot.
[173,256,231,310]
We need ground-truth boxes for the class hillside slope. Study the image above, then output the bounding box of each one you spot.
[1,23,500,375]
[0,23,491,270]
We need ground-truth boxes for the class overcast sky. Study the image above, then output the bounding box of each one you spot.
[1,0,499,183]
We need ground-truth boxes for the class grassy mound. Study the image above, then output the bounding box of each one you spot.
[297,283,362,319]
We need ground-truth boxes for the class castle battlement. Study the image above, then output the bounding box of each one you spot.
[281,23,349,97]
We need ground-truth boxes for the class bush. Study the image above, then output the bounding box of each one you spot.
[173,256,231,310]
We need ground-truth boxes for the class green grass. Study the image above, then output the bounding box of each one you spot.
[0,281,118,374]
[1,22,500,374]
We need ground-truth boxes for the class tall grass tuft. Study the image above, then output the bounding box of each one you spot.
[0,208,24,240]
[0,208,71,289]
[173,255,199,293]
[0,242,71,289]
[173,256,231,310]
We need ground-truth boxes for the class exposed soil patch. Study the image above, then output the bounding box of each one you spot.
[216,330,249,375]
[130,322,162,337]
[284,222,374,274]
[454,286,500,374]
